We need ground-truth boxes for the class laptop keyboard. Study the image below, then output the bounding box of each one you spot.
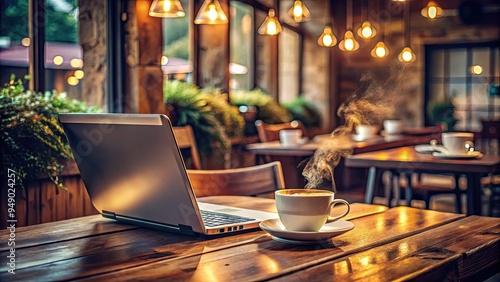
[200,210,255,227]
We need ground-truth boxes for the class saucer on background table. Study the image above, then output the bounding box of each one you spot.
[259,218,354,244]
[415,144,447,154]
[432,151,483,159]
[352,134,378,142]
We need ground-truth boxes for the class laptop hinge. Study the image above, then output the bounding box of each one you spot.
[102,210,116,219]
[178,224,194,233]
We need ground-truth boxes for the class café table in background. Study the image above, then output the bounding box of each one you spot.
[1,196,498,281]
[245,127,442,188]
[344,146,500,215]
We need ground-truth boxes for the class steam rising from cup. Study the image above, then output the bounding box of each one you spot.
[302,66,410,191]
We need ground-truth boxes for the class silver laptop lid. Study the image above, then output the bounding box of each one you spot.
[59,113,205,234]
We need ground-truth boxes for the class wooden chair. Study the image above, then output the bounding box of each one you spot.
[254,120,307,142]
[478,119,500,216]
[172,125,202,170]
[187,161,285,197]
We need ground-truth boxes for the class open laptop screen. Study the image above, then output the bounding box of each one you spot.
[59,114,205,234]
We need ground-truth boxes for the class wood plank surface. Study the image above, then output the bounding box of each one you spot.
[77,208,463,281]
[275,216,500,281]
[1,207,462,281]
[0,201,387,281]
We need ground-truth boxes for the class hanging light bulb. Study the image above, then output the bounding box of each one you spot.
[288,0,311,22]
[318,26,337,47]
[398,47,416,62]
[421,1,444,19]
[357,21,377,39]
[149,0,185,18]
[194,0,228,24]
[371,41,389,58]
[339,30,359,52]
[258,9,282,35]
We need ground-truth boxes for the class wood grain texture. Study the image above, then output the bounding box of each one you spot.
[275,216,499,282]
[1,206,460,281]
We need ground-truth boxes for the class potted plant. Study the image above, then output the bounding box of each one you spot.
[0,75,99,190]
[163,80,244,162]
[282,96,322,128]
[427,93,458,131]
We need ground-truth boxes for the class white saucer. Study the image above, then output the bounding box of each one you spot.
[432,151,483,159]
[415,144,447,154]
[352,134,378,142]
[259,218,354,243]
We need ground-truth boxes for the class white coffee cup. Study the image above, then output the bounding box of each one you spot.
[279,129,302,147]
[383,120,404,135]
[275,189,350,232]
[355,125,379,138]
[441,132,475,155]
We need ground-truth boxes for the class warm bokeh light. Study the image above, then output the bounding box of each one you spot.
[470,65,483,75]
[70,58,83,68]
[207,3,218,20]
[398,47,416,63]
[317,26,337,47]
[161,55,169,66]
[288,0,310,22]
[357,21,377,39]
[149,0,185,18]
[74,70,85,79]
[21,37,31,47]
[339,30,359,52]
[194,0,228,24]
[67,76,79,86]
[421,1,443,19]
[53,55,64,66]
[258,9,282,35]
[371,41,389,58]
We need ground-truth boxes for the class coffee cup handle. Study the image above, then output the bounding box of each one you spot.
[326,199,350,223]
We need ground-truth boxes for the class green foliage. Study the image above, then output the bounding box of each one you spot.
[282,96,322,127]
[164,36,189,60]
[230,89,292,124]
[0,75,99,189]
[427,94,459,131]
[1,0,78,43]
[200,88,244,139]
[164,80,244,157]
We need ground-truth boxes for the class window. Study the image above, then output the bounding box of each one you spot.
[230,1,254,90]
[425,42,500,131]
[162,0,193,83]
[279,27,299,102]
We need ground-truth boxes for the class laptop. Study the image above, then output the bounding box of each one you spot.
[59,113,277,235]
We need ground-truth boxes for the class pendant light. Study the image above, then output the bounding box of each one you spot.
[318,26,337,47]
[149,0,185,18]
[398,1,416,62]
[288,0,311,23]
[356,0,377,39]
[339,0,360,52]
[318,1,337,47]
[371,0,388,58]
[258,9,282,35]
[421,1,444,19]
[194,0,228,24]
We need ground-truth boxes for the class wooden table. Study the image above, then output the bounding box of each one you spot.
[1,196,498,281]
[345,146,500,216]
[245,131,441,188]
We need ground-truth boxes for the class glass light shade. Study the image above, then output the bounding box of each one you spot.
[288,0,311,22]
[357,21,377,39]
[371,41,389,58]
[258,9,282,35]
[398,47,416,62]
[421,1,443,19]
[149,0,185,18]
[338,30,359,52]
[318,26,337,47]
[194,0,228,24]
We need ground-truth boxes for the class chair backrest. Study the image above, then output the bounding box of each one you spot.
[187,161,285,197]
[254,120,307,142]
[172,125,202,169]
